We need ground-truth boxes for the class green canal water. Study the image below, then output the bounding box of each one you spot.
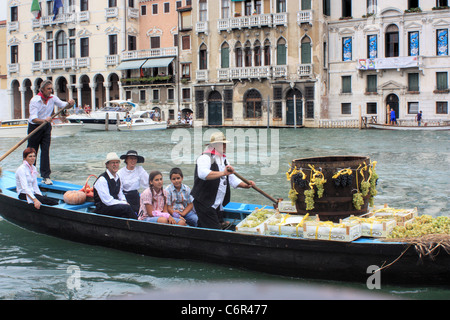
[0,127,449,300]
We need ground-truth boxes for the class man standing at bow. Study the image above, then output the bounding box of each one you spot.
[27,80,75,185]
[191,132,255,229]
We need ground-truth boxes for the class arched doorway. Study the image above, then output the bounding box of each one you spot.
[94,74,105,109]
[23,79,33,119]
[79,75,91,109]
[11,80,21,119]
[386,93,399,124]
[286,88,303,126]
[208,91,222,126]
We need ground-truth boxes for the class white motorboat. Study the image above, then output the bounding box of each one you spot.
[118,111,167,131]
[0,119,83,138]
[67,100,138,131]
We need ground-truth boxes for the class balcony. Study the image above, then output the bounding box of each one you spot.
[297,64,313,76]
[217,13,287,32]
[32,12,90,28]
[31,58,90,72]
[8,21,19,32]
[8,64,19,74]
[297,10,313,25]
[196,70,209,82]
[106,55,119,66]
[105,7,119,19]
[128,8,139,19]
[121,47,178,61]
[196,21,209,34]
[218,66,272,81]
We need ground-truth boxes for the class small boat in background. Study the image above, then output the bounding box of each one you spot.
[118,111,167,131]
[368,123,450,131]
[0,118,83,138]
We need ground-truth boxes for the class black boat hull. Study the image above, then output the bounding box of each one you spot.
[0,192,448,286]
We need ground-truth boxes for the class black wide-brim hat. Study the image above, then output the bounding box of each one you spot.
[120,150,145,163]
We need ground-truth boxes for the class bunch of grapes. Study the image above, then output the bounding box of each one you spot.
[288,188,298,205]
[333,173,354,187]
[352,192,364,210]
[389,215,450,239]
[292,173,308,189]
[361,180,371,197]
[304,189,315,211]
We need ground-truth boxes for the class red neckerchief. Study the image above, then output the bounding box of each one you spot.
[203,149,226,157]
[38,92,53,105]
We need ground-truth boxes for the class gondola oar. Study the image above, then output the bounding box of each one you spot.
[0,105,72,163]
[227,167,280,207]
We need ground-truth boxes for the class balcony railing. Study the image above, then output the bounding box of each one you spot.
[218,66,272,80]
[105,7,119,19]
[8,21,19,32]
[31,58,90,72]
[217,13,287,32]
[196,21,209,34]
[121,47,178,60]
[128,8,139,19]
[106,55,119,66]
[297,64,313,76]
[8,64,19,74]
[196,70,209,82]
[297,10,313,25]
[32,12,90,28]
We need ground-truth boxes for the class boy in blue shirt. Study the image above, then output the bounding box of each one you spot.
[166,168,198,227]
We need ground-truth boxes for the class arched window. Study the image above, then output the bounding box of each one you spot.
[56,31,67,59]
[277,38,287,65]
[385,24,399,58]
[244,41,252,67]
[301,37,311,64]
[244,89,262,119]
[221,42,230,68]
[264,39,271,66]
[254,40,261,66]
[199,43,207,70]
[235,42,243,67]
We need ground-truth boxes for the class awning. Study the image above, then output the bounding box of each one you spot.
[116,59,147,70]
[141,57,174,69]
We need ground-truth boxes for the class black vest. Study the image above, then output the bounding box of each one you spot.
[93,171,121,209]
[191,153,231,208]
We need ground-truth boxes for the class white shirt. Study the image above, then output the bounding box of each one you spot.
[16,163,42,203]
[93,170,128,206]
[117,166,149,192]
[197,153,242,209]
[28,94,68,124]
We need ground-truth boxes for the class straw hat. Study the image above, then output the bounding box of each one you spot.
[104,152,121,164]
[120,150,145,163]
[208,132,230,145]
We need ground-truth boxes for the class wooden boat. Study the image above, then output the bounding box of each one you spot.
[0,119,84,138]
[0,170,449,285]
[368,123,450,131]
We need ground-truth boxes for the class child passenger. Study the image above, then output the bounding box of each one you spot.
[138,170,186,225]
[166,168,198,227]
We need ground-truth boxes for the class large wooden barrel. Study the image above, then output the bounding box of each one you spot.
[291,156,372,222]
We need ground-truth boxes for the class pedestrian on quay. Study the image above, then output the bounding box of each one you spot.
[191,132,255,230]
[27,80,75,185]
[416,110,423,126]
[93,152,137,219]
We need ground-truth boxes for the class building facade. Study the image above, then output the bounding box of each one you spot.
[180,0,326,127]
[5,0,450,127]
[6,0,139,119]
[326,0,450,126]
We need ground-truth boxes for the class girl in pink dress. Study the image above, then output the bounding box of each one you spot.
[138,171,186,225]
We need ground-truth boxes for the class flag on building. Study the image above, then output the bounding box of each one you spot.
[31,0,41,19]
[53,0,63,20]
